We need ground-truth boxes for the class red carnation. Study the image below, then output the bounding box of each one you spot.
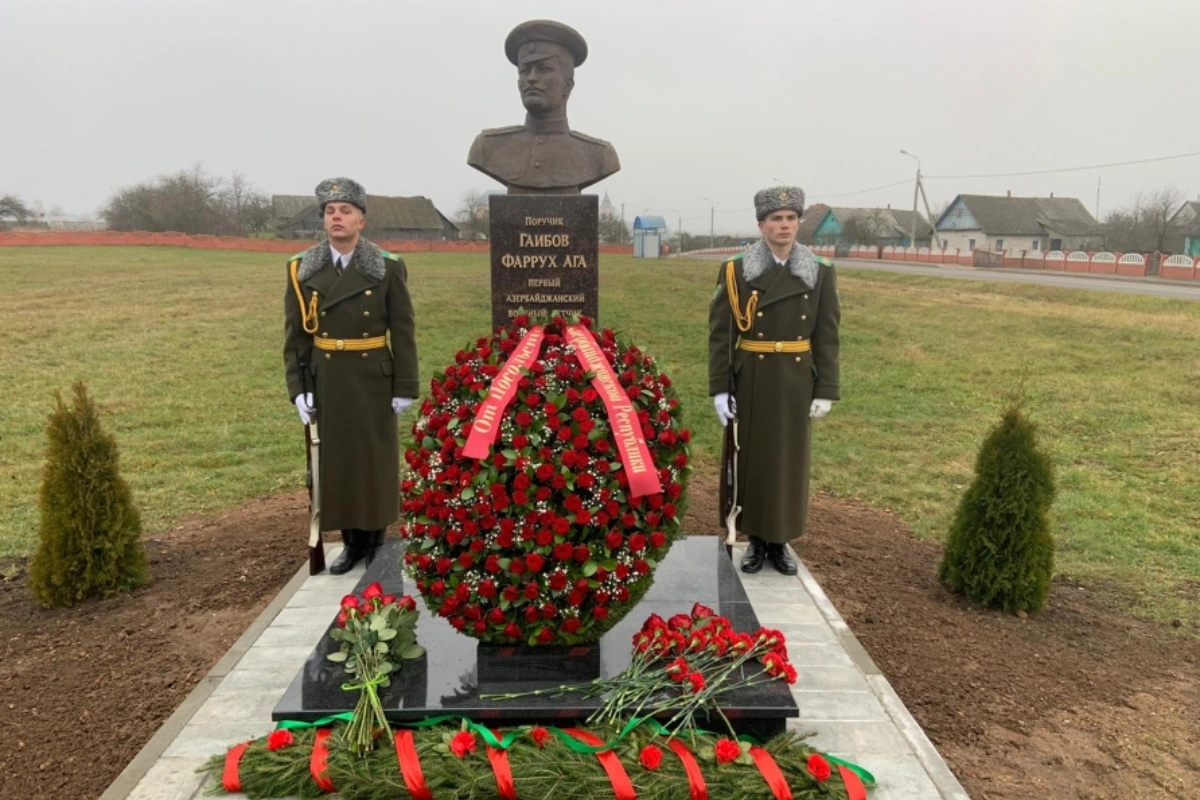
[688,672,706,693]
[266,729,294,751]
[806,753,832,782]
[714,738,741,764]
[668,613,692,631]
[450,731,477,759]
[639,744,663,770]
[530,726,552,748]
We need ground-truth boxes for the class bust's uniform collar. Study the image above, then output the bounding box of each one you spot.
[525,115,570,135]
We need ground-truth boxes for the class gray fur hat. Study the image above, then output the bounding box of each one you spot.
[754,186,805,220]
[316,177,367,213]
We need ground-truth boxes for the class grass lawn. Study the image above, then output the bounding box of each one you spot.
[2,246,1198,623]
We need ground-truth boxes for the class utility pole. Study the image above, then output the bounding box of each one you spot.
[703,197,715,249]
[901,150,921,247]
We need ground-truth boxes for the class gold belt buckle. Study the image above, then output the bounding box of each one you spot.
[773,341,783,353]
[335,339,346,351]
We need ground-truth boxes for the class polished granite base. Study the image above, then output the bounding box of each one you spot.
[273,537,798,738]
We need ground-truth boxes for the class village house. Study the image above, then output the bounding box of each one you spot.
[935,193,1099,253]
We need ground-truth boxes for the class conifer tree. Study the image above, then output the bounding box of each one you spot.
[938,401,1056,613]
[28,382,147,608]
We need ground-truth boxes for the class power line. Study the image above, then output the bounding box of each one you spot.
[808,177,914,199]
[925,150,1200,180]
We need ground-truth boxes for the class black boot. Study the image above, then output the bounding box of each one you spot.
[364,529,385,567]
[766,542,798,575]
[330,530,367,575]
[741,536,767,573]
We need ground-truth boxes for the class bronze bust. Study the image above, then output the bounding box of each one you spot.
[468,20,620,195]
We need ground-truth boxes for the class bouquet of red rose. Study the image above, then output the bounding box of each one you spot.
[400,315,690,646]
[486,603,799,741]
[329,582,423,756]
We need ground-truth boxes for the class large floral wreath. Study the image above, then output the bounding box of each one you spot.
[399,315,691,645]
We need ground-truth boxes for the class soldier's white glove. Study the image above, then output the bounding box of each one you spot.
[713,392,736,427]
[294,393,315,425]
[392,397,415,415]
[810,399,833,419]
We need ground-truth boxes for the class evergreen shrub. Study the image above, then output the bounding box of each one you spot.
[28,382,147,607]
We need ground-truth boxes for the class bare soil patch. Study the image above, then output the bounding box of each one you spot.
[2,477,1196,799]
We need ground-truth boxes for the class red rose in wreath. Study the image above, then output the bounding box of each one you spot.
[401,316,690,645]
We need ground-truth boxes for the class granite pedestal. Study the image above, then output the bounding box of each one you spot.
[273,537,798,739]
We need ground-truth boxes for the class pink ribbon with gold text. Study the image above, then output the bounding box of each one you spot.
[463,326,545,459]
[564,324,662,499]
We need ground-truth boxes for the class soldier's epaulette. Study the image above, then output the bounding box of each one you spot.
[568,130,613,147]
[480,124,524,136]
[288,251,305,263]
[815,255,834,267]
[381,250,403,262]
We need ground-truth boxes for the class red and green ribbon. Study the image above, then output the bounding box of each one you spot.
[463,325,545,459]
[394,729,433,800]
[274,714,876,792]
[666,738,708,800]
[309,728,335,792]
[221,741,252,792]
[564,324,662,498]
[564,727,637,800]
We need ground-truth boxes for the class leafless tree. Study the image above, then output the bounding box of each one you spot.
[0,194,34,221]
[1102,188,1186,253]
[456,188,491,240]
[599,215,630,245]
[839,211,894,246]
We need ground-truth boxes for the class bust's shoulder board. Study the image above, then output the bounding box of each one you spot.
[480,125,524,137]
[568,130,613,147]
[815,255,834,268]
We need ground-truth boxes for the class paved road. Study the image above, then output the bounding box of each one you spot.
[683,253,1200,301]
[838,259,1200,301]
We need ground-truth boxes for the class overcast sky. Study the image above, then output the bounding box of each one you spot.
[3,0,1198,234]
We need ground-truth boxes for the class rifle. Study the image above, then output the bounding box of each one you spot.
[299,351,326,574]
[718,265,742,561]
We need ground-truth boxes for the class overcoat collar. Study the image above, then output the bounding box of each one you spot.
[743,239,819,308]
[742,238,818,288]
[298,237,385,309]
[297,237,386,281]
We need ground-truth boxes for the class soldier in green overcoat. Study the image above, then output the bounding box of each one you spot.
[283,178,420,574]
[708,186,841,574]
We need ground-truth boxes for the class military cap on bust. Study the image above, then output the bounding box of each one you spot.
[315,177,367,213]
[505,19,588,67]
[754,186,805,220]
